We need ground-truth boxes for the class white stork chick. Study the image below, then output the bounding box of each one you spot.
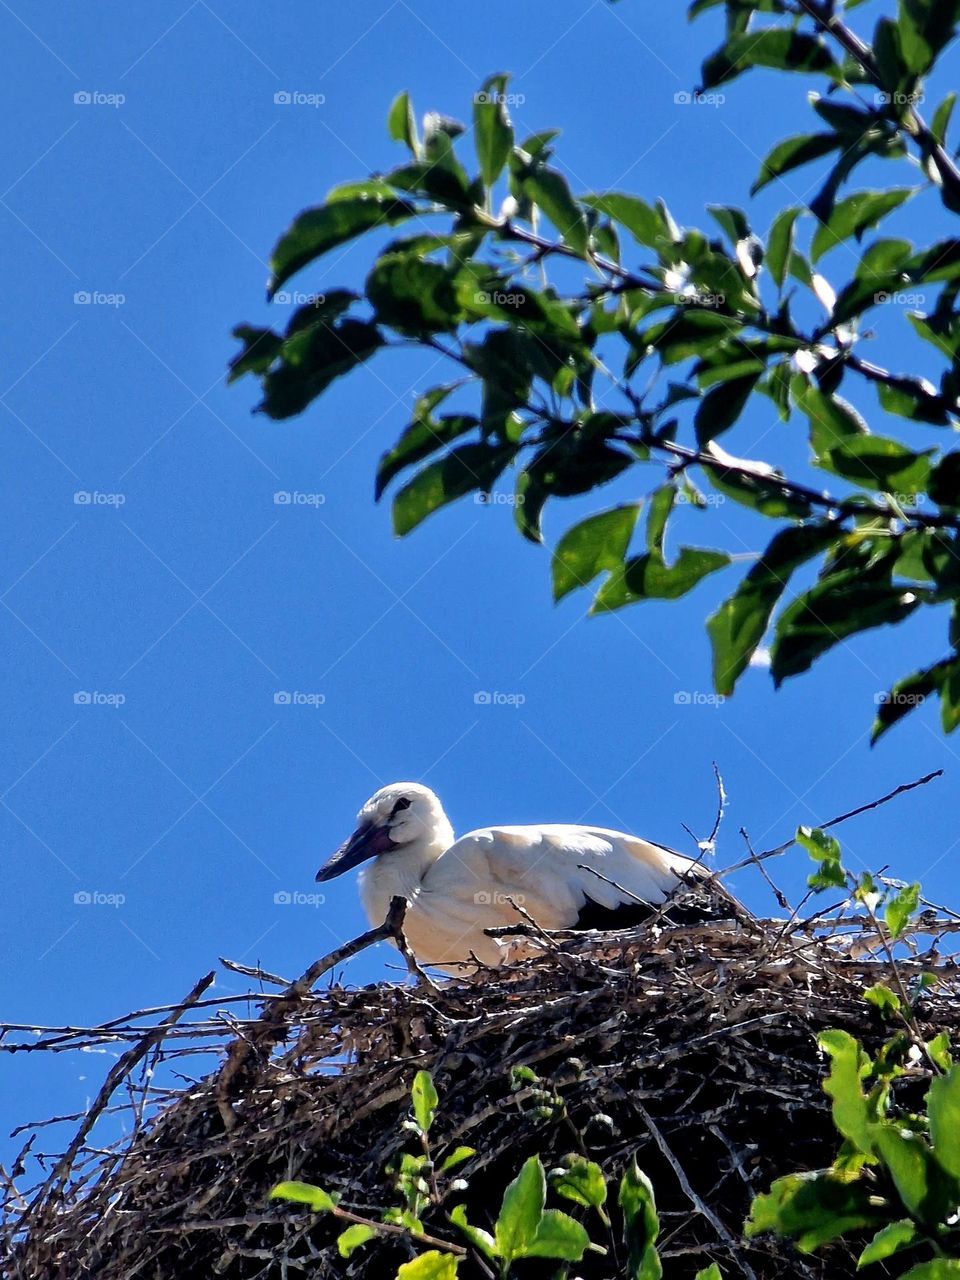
[316,783,729,973]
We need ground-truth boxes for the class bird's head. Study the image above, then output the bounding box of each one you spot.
[316,782,449,883]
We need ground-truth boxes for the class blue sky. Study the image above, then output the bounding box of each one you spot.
[1,1,956,1170]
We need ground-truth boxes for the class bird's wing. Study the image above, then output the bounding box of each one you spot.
[420,824,705,931]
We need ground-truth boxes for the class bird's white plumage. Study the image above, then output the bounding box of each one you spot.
[318,784,706,973]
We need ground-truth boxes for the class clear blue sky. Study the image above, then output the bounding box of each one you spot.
[1,1,956,1169]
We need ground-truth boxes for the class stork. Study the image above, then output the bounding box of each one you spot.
[316,783,732,972]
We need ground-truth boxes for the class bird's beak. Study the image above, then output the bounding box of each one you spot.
[316,822,396,882]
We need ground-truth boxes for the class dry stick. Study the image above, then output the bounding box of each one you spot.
[215,897,426,1132]
[739,827,790,911]
[219,957,291,987]
[18,967,215,1231]
[636,1102,760,1280]
[720,769,944,877]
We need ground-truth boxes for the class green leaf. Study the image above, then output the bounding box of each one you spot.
[439,1146,475,1174]
[871,1125,938,1223]
[901,1263,960,1279]
[695,372,762,444]
[524,168,590,255]
[857,1218,917,1268]
[864,983,902,1017]
[552,504,641,601]
[877,379,951,427]
[269,196,417,296]
[708,522,838,695]
[798,826,845,891]
[792,381,868,454]
[396,1251,459,1280]
[702,30,838,89]
[495,1156,547,1264]
[619,1159,662,1280]
[474,74,514,187]
[817,436,933,496]
[377,398,478,500]
[766,207,803,288]
[257,319,384,419]
[449,1204,497,1259]
[872,665,942,743]
[337,1224,377,1257]
[707,203,749,246]
[526,1209,591,1261]
[885,882,920,939]
[772,573,922,684]
[928,1032,954,1072]
[366,254,465,335]
[745,1170,880,1251]
[645,485,676,556]
[412,1070,438,1134]
[932,91,957,146]
[228,325,284,383]
[897,0,960,76]
[752,134,841,195]
[928,1065,960,1180]
[392,442,516,535]
[549,1155,608,1210]
[583,193,664,248]
[592,548,730,612]
[811,189,916,263]
[270,1180,337,1212]
[388,91,418,154]
[695,1267,723,1280]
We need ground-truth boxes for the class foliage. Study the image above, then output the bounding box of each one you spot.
[233,0,960,737]
[271,1068,723,1278]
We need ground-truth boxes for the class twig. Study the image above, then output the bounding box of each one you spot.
[219,958,290,987]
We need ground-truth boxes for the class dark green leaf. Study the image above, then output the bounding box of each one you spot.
[392,442,516,535]
[366,254,464,335]
[817,436,932,495]
[811,189,916,263]
[269,197,417,296]
[258,319,383,419]
[772,572,923,684]
[872,664,941,742]
[619,1159,662,1280]
[708,522,839,695]
[695,372,762,444]
[524,168,590,255]
[228,326,283,383]
[592,548,729,611]
[552,504,641,601]
[932,91,957,145]
[702,30,838,89]
[583,193,664,248]
[474,74,514,187]
[376,390,477,500]
[752,133,841,195]
[745,1169,880,1251]
[766,207,803,288]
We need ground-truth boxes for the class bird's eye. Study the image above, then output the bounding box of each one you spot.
[393,797,412,814]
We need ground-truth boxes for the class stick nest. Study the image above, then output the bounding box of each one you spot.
[4,909,960,1280]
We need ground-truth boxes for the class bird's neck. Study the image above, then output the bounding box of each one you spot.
[358,821,453,925]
